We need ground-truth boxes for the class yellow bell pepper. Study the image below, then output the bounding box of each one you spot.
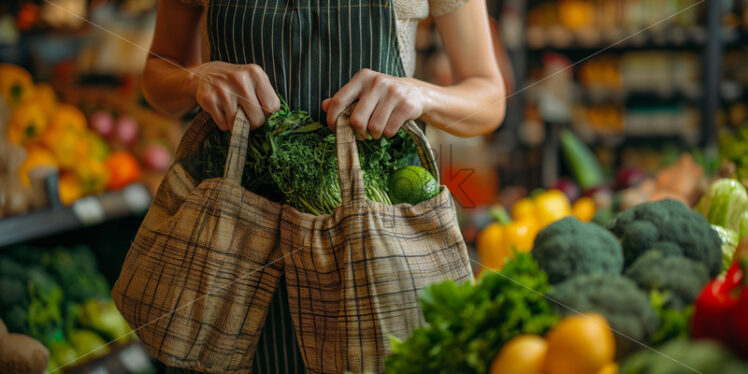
[511,197,536,221]
[41,126,80,169]
[49,104,87,133]
[572,197,596,222]
[74,158,110,194]
[476,218,539,271]
[0,64,34,108]
[476,222,509,270]
[33,82,57,118]
[18,146,57,186]
[504,218,539,253]
[534,190,573,228]
[58,171,84,205]
[8,101,48,145]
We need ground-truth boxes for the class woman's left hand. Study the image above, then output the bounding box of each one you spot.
[323,69,429,139]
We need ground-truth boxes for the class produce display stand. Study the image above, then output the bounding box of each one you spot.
[0,183,156,373]
[0,183,151,248]
[62,340,155,374]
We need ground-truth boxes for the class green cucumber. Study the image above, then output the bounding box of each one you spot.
[560,130,605,189]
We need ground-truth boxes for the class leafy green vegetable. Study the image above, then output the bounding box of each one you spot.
[619,339,748,374]
[186,102,419,215]
[648,291,692,346]
[712,224,740,272]
[386,253,559,374]
[42,247,110,302]
[696,178,748,240]
[720,126,748,184]
[26,267,64,343]
[78,299,132,340]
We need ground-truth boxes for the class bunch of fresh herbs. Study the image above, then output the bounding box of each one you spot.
[185,102,419,215]
[385,253,560,374]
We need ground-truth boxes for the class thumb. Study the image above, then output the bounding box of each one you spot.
[322,98,331,112]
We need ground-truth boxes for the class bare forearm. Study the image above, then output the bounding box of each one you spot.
[415,76,506,137]
[142,58,199,117]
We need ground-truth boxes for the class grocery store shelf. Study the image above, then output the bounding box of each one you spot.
[65,340,156,374]
[526,26,708,52]
[0,183,151,248]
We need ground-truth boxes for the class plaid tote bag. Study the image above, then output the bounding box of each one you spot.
[111,111,283,373]
[281,110,474,373]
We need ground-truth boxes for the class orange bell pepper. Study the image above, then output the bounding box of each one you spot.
[105,151,141,190]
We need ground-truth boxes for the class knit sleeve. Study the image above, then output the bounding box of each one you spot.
[429,0,472,17]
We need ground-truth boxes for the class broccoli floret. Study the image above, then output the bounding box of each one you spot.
[608,199,722,276]
[2,305,30,334]
[548,273,659,357]
[532,216,624,284]
[620,339,748,374]
[624,250,710,310]
[69,245,99,274]
[0,277,27,308]
[0,256,26,280]
[42,248,109,302]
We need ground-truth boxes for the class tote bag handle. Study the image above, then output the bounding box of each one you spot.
[334,105,440,203]
[223,109,252,183]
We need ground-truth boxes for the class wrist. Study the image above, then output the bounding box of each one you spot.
[184,63,205,98]
[404,77,436,116]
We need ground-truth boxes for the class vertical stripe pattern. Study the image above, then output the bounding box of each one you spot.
[138,2,468,374]
[206,1,407,372]
[206,0,405,124]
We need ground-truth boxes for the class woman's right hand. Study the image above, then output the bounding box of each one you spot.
[189,61,281,131]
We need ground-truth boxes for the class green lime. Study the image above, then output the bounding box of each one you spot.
[388,165,440,205]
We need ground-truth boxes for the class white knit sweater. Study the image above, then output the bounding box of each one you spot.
[179,0,472,77]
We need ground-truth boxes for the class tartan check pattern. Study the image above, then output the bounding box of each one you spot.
[112,109,472,373]
[280,114,473,373]
[112,111,283,373]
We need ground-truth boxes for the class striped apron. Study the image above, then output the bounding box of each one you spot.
[167,1,406,372]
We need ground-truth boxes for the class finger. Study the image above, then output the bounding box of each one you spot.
[368,96,398,139]
[349,88,380,139]
[241,93,266,129]
[325,69,373,126]
[207,103,228,131]
[322,98,331,113]
[217,88,239,133]
[250,66,281,114]
[383,105,411,138]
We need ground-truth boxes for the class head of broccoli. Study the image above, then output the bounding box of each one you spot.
[532,216,624,284]
[548,273,659,357]
[624,250,710,310]
[608,199,722,277]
